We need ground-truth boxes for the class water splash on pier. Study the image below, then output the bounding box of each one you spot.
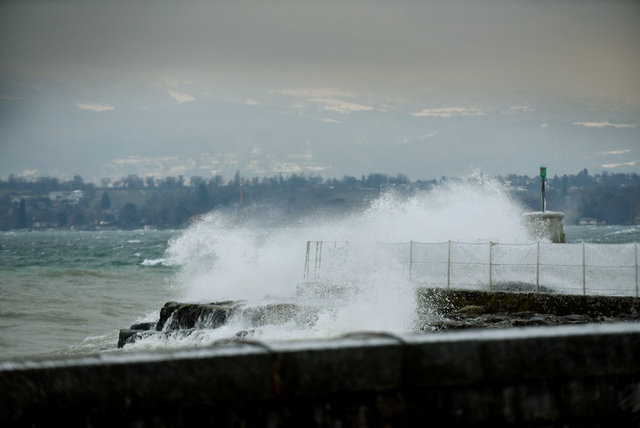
[150,176,530,347]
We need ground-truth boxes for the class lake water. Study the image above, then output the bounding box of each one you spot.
[2,184,639,362]
[0,230,181,360]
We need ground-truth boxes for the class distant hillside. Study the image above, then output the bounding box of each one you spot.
[1,170,638,230]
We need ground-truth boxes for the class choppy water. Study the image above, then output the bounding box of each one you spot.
[565,224,640,244]
[1,180,638,361]
[0,230,180,360]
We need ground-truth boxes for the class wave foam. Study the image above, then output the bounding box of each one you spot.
[141,258,169,266]
[158,175,529,342]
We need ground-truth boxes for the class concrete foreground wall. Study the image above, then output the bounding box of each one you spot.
[2,323,640,427]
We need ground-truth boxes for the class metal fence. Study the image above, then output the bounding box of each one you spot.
[303,240,640,297]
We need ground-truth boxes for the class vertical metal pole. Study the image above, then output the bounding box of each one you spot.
[489,242,494,291]
[317,241,322,279]
[344,240,348,265]
[582,241,586,295]
[536,241,540,293]
[409,240,413,280]
[314,241,320,279]
[304,241,310,280]
[635,241,638,297]
[447,240,451,289]
[540,166,547,212]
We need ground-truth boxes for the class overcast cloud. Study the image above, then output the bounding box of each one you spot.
[1,0,639,182]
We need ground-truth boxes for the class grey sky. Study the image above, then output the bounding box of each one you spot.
[1,0,639,182]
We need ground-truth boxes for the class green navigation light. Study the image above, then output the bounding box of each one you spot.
[540,166,547,180]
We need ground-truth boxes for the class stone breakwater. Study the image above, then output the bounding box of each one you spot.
[118,300,321,348]
[418,288,640,330]
[119,288,640,348]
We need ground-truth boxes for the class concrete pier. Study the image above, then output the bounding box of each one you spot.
[2,323,640,426]
[523,211,566,243]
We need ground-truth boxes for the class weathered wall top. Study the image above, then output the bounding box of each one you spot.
[2,322,640,426]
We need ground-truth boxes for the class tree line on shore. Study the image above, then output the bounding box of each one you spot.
[1,169,639,230]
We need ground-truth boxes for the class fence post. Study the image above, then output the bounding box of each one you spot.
[314,241,323,280]
[633,241,638,297]
[447,240,451,289]
[582,241,586,295]
[536,241,540,293]
[409,240,413,280]
[318,241,322,279]
[344,240,348,265]
[304,241,310,280]
[489,241,494,291]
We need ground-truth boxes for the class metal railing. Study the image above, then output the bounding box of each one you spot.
[303,240,640,297]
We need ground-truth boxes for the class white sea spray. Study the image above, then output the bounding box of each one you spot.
[153,176,531,348]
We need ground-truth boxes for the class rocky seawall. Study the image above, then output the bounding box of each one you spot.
[118,300,322,348]
[118,288,640,349]
[418,288,640,330]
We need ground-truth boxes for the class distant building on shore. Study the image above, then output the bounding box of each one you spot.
[48,190,84,205]
[578,217,606,226]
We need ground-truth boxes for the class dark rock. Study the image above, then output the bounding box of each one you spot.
[120,288,640,348]
[417,288,640,332]
[119,301,244,349]
[452,305,486,316]
[156,301,242,331]
[240,303,319,328]
[511,318,548,327]
[156,301,181,330]
[417,288,640,318]
[130,322,156,331]
[234,330,254,340]
[117,329,137,348]
[117,329,159,348]
[118,322,164,348]
[210,300,239,306]
[119,301,322,348]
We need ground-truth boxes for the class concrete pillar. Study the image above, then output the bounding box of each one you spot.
[523,211,566,243]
